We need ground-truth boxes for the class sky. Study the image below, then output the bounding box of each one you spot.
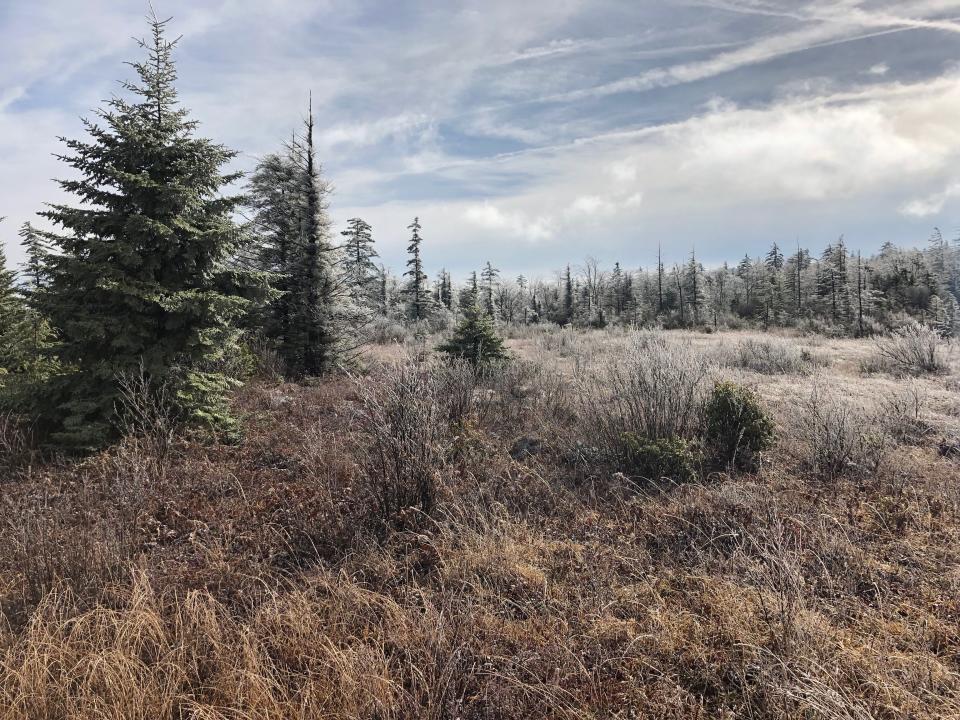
[2,0,960,278]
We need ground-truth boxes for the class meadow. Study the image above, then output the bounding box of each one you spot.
[0,325,958,719]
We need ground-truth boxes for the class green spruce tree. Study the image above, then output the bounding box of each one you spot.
[438,298,508,367]
[0,236,21,363]
[37,13,259,447]
[248,145,301,360]
[294,98,350,377]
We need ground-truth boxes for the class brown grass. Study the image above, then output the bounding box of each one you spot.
[0,328,959,718]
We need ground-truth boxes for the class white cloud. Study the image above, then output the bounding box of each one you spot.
[337,70,960,272]
[900,182,960,217]
[544,0,960,103]
[4,0,960,275]
[463,203,555,241]
[318,113,431,150]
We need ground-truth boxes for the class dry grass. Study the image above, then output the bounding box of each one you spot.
[1,327,959,718]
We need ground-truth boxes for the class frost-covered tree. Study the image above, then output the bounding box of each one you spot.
[402,217,432,321]
[480,261,500,318]
[248,101,359,377]
[248,145,300,357]
[341,217,378,307]
[290,100,355,377]
[683,249,706,325]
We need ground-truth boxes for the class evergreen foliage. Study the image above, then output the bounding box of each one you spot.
[0,237,22,365]
[480,261,499,318]
[247,146,300,356]
[248,102,356,378]
[341,217,378,307]
[705,381,775,470]
[437,300,508,366]
[620,434,702,482]
[34,13,261,447]
[402,217,432,322]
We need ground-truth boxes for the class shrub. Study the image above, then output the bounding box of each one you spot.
[717,337,820,375]
[879,382,930,445]
[115,363,179,462]
[705,381,775,469]
[367,316,411,345]
[355,359,477,526]
[0,412,35,478]
[578,331,713,447]
[620,434,702,482]
[867,321,948,376]
[790,379,890,480]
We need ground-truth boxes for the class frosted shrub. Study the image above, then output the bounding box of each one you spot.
[717,337,818,375]
[791,379,889,480]
[578,332,713,474]
[355,359,476,522]
[868,322,948,376]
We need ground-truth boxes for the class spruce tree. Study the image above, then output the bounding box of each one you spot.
[684,249,705,325]
[562,265,574,326]
[458,270,479,311]
[402,217,431,321]
[480,261,500,318]
[376,264,389,316]
[37,14,258,447]
[437,298,508,367]
[340,217,378,307]
[436,269,453,310]
[249,102,354,378]
[248,146,301,357]
[294,99,350,377]
[517,274,529,323]
[656,245,665,315]
[0,225,56,410]
[0,240,20,355]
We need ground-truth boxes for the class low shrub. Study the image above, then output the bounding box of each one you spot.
[705,381,775,470]
[355,359,477,526]
[620,434,702,482]
[578,331,713,447]
[717,337,820,375]
[866,321,949,376]
[367,316,411,345]
[879,382,931,445]
[790,379,890,480]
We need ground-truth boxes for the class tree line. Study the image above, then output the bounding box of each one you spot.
[0,14,954,449]
[417,236,960,337]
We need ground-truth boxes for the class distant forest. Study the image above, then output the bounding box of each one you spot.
[367,232,960,337]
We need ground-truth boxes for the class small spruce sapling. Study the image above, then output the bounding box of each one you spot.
[437,300,508,367]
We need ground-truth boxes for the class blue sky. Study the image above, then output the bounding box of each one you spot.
[2,0,960,278]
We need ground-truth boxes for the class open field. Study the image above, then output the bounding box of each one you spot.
[1,327,959,719]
